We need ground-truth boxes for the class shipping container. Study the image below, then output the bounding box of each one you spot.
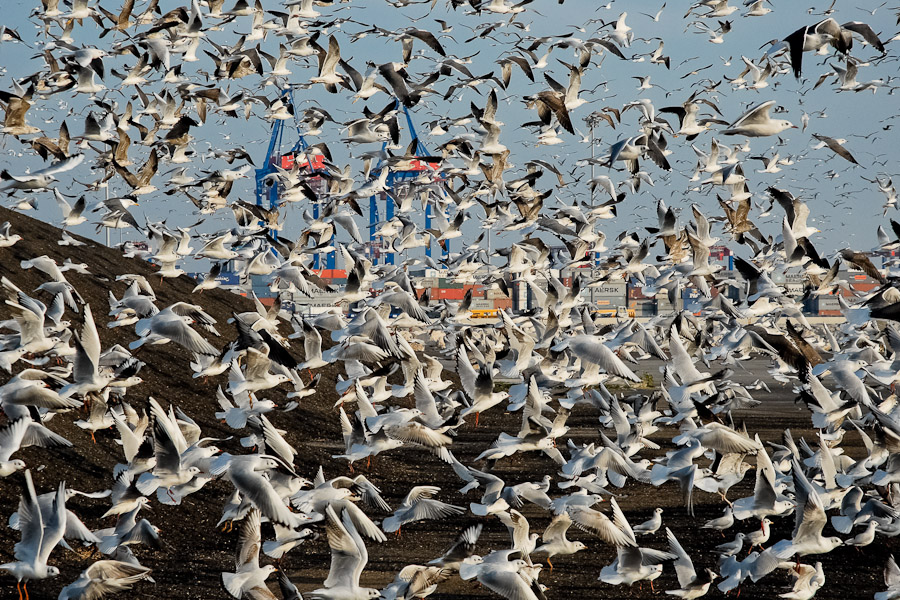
[311,269,348,279]
[251,288,277,298]
[590,294,627,307]
[594,282,627,295]
[628,285,651,300]
[816,296,841,310]
[848,282,878,294]
[494,298,513,310]
[683,297,704,314]
[629,300,656,316]
[436,288,463,300]
[657,297,682,314]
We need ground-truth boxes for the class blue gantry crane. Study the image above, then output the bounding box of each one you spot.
[255,87,335,269]
[368,100,451,265]
[255,92,449,270]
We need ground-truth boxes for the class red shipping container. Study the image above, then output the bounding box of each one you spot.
[436,289,466,300]
[311,269,348,279]
[280,153,326,170]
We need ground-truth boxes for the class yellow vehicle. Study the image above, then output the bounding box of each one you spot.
[470,309,499,319]
[594,308,636,318]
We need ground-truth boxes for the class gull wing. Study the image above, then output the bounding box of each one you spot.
[323,505,363,589]
[236,508,262,572]
[414,369,443,427]
[568,335,639,381]
[730,100,775,128]
[666,527,697,588]
[38,480,67,567]
[13,470,44,566]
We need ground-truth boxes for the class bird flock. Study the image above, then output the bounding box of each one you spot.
[1,0,900,599]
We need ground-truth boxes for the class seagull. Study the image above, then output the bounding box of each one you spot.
[632,508,664,536]
[310,36,345,91]
[666,527,719,598]
[429,523,483,572]
[309,505,381,600]
[457,346,508,426]
[722,101,796,137]
[732,438,794,520]
[876,555,900,600]
[771,460,843,560]
[221,509,277,600]
[212,453,302,529]
[382,486,465,535]
[459,550,544,600]
[533,511,587,570]
[0,417,70,477]
[714,532,745,557]
[129,303,219,356]
[0,221,22,247]
[1,471,66,600]
[135,399,203,499]
[53,191,86,228]
[598,499,676,587]
[1,154,84,191]
[57,560,152,600]
[779,562,825,600]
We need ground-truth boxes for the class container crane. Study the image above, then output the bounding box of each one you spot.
[254,87,334,269]
[368,100,451,265]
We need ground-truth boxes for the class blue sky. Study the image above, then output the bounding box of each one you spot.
[0,0,897,265]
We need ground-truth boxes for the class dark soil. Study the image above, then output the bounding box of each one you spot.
[0,205,894,599]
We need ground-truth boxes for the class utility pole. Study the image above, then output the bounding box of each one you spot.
[584,112,603,310]
[105,183,110,247]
